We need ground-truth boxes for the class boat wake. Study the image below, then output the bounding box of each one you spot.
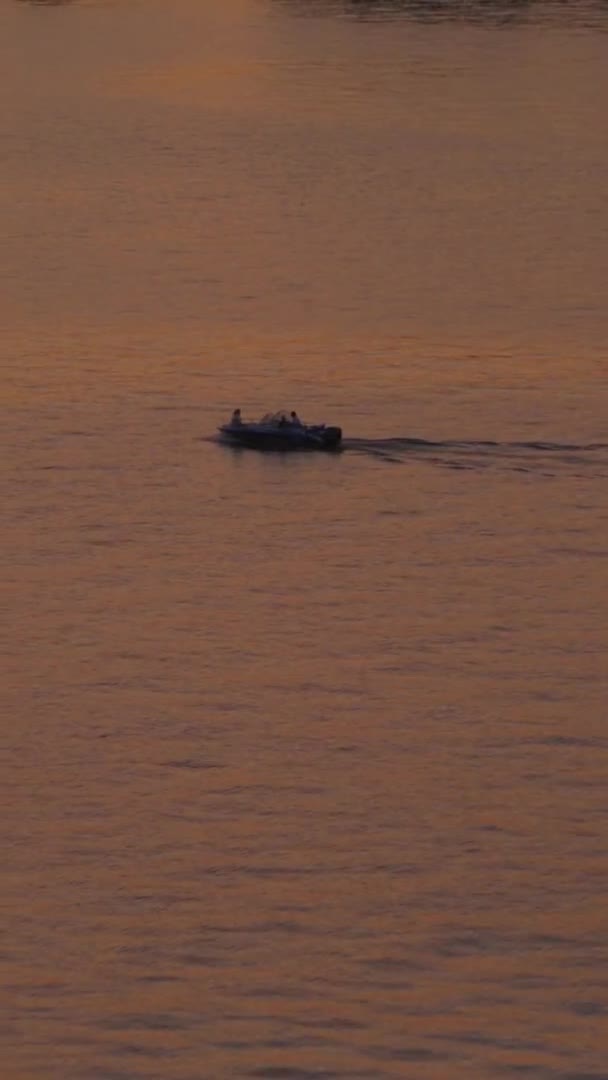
[207,426,607,475]
[343,437,608,474]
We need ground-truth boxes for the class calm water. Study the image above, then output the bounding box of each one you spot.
[2,1,608,1078]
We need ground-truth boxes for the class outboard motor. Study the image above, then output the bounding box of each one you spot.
[322,426,342,448]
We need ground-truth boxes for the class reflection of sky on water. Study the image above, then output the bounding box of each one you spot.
[276,0,608,28]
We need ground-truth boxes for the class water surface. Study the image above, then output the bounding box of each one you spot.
[2,1,608,1077]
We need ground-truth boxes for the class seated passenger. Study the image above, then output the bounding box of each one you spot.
[290,411,302,426]
[231,408,242,426]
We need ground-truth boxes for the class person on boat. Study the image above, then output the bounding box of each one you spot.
[231,408,242,426]
[290,410,303,426]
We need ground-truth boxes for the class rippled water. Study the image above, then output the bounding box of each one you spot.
[3,1,608,1078]
[281,0,608,29]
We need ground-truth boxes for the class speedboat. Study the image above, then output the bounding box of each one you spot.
[218,411,342,451]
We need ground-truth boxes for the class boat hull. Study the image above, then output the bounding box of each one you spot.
[218,423,342,451]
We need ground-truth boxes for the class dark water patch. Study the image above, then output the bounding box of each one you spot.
[240,1037,334,1051]
[134,973,181,984]
[212,783,325,798]
[246,1069,345,1079]
[363,955,426,973]
[436,1031,547,1052]
[162,758,224,770]
[546,547,608,559]
[36,463,79,471]
[238,983,317,1000]
[433,928,583,959]
[569,1000,607,1016]
[369,1044,448,1062]
[496,1067,553,1077]
[293,1016,366,1031]
[37,461,122,472]
[525,735,607,749]
[109,1041,176,1058]
[178,952,225,967]
[527,932,579,948]
[276,0,608,31]
[196,919,312,937]
[198,861,406,882]
[99,1012,194,1031]
[89,1071,155,1080]
[434,930,506,957]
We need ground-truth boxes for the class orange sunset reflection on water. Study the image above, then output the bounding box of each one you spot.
[3,1,608,1078]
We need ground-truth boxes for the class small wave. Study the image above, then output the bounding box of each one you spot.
[509,441,608,452]
[344,436,608,472]
[346,437,607,454]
